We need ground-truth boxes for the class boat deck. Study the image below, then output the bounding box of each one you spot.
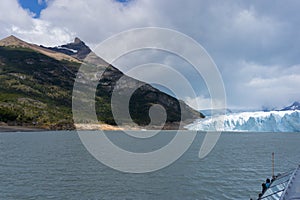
[280,165,300,200]
[259,165,300,200]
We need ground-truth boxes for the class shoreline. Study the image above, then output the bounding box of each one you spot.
[0,125,48,132]
[0,122,190,132]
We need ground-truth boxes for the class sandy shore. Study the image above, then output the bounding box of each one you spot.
[0,124,133,132]
[0,122,189,132]
[75,123,125,131]
[75,123,188,131]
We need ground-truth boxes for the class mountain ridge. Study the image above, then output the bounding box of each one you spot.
[44,37,91,60]
[0,35,203,130]
[0,35,81,63]
[280,101,300,111]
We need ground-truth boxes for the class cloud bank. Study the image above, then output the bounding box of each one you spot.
[0,0,299,110]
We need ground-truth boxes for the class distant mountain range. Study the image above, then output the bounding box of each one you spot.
[200,101,300,115]
[0,35,203,130]
[280,101,300,111]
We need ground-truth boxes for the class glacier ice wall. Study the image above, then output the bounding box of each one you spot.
[186,110,300,132]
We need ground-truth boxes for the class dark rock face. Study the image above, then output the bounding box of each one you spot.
[68,38,204,128]
[93,65,202,128]
[281,102,300,111]
[45,37,91,60]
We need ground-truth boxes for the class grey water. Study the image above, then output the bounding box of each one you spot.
[0,131,300,200]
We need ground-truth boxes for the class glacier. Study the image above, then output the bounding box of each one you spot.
[186,110,300,132]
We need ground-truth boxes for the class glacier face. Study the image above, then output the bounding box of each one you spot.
[186,110,300,132]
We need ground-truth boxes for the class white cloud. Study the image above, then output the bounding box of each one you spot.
[0,0,299,110]
[0,0,74,46]
[222,61,300,110]
[185,96,226,111]
[38,0,167,45]
[38,0,44,5]
[0,0,34,30]
[248,75,300,88]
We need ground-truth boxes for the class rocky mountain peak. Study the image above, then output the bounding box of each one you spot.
[0,35,81,63]
[0,35,30,48]
[46,37,92,60]
[74,37,83,44]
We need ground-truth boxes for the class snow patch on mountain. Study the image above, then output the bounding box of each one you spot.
[56,46,78,53]
[281,101,300,111]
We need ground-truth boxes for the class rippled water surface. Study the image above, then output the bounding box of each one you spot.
[0,131,299,199]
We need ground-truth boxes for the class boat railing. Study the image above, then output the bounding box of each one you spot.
[257,169,295,200]
[258,166,296,200]
[260,188,285,199]
[278,165,300,200]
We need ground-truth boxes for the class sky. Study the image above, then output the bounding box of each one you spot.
[18,0,47,18]
[0,0,299,111]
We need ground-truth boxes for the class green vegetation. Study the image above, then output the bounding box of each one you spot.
[0,46,78,129]
[0,45,202,130]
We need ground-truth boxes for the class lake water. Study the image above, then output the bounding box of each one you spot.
[0,131,299,200]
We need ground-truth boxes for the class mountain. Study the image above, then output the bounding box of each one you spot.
[0,35,203,130]
[281,101,300,111]
[0,35,80,63]
[42,37,91,60]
